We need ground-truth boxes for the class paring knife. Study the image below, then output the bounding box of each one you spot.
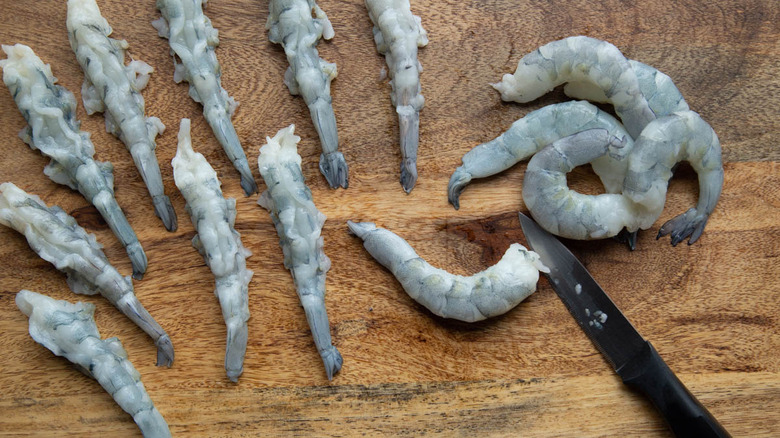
[518,212,730,437]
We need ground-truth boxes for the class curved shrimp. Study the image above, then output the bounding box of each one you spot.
[257,125,342,380]
[448,101,633,209]
[267,0,349,189]
[1,43,147,279]
[366,0,428,193]
[16,290,171,437]
[67,0,177,232]
[153,0,258,196]
[492,36,655,139]
[347,221,549,323]
[172,119,252,382]
[0,182,174,366]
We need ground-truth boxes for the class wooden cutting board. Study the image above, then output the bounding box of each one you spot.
[0,0,778,436]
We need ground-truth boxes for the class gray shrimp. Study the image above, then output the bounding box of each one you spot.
[492,36,655,139]
[16,290,171,438]
[366,0,428,193]
[172,119,252,382]
[67,0,177,231]
[347,221,549,322]
[153,0,258,195]
[257,125,342,380]
[0,182,174,366]
[267,0,349,189]
[1,43,147,279]
[448,101,633,209]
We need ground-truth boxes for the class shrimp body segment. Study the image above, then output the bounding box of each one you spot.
[0,44,147,279]
[492,36,655,139]
[267,0,349,189]
[448,101,633,209]
[172,119,252,382]
[67,0,177,231]
[0,183,174,366]
[348,221,549,323]
[366,0,428,193]
[154,0,258,195]
[257,125,342,380]
[16,290,171,438]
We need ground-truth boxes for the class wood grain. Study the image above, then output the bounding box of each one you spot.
[0,0,778,436]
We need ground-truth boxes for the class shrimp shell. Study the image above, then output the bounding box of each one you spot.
[172,119,252,382]
[67,0,177,231]
[16,290,171,438]
[348,221,549,322]
[0,43,147,279]
[267,0,349,189]
[257,125,342,380]
[0,182,174,366]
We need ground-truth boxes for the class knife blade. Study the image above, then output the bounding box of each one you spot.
[518,212,730,437]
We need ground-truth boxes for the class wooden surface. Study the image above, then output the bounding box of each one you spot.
[0,0,778,436]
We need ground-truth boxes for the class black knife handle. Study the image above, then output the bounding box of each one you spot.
[617,341,730,437]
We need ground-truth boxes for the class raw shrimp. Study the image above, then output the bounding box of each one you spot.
[67,0,177,231]
[153,0,258,195]
[0,182,174,366]
[257,125,342,380]
[347,221,549,322]
[492,36,655,139]
[366,0,428,193]
[1,43,147,279]
[16,290,171,438]
[448,101,633,209]
[267,0,349,189]
[172,119,252,382]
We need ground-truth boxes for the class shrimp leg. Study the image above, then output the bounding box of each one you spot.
[366,0,428,193]
[448,101,632,209]
[267,0,349,188]
[67,0,177,231]
[257,125,342,380]
[153,0,258,195]
[16,290,171,437]
[623,111,724,246]
[0,183,174,366]
[172,119,252,382]
[492,36,655,139]
[348,221,549,322]
[1,44,147,279]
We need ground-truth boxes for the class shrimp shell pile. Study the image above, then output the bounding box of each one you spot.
[366,0,428,193]
[16,290,171,438]
[153,0,258,196]
[348,221,549,322]
[172,119,253,382]
[257,125,342,380]
[451,36,723,247]
[267,0,349,189]
[67,0,177,231]
[0,182,174,367]
[0,43,148,278]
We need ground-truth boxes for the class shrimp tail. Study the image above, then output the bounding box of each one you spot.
[319,151,349,189]
[152,194,178,232]
[211,115,258,196]
[656,208,709,246]
[224,317,248,382]
[447,167,472,209]
[114,291,174,367]
[614,228,639,251]
[301,292,343,380]
[398,108,420,193]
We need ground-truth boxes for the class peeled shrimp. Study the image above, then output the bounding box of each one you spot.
[0,182,174,366]
[172,119,252,382]
[16,290,171,438]
[366,0,428,193]
[1,43,147,279]
[348,221,549,322]
[257,125,342,380]
[492,36,655,139]
[67,0,177,231]
[153,0,258,195]
[267,0,349,188]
